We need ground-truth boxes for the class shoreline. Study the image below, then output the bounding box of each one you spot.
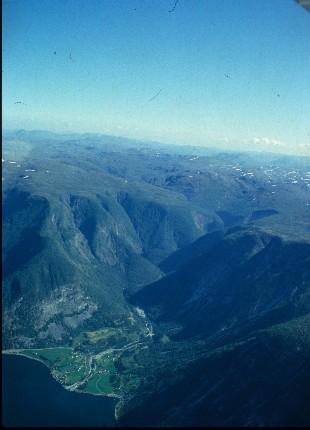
[2,350,121,401]
[3,352,118,426]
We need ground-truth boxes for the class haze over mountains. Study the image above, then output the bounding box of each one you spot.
[2,129,310,426]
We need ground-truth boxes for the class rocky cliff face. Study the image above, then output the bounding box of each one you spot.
[3,181,210,348]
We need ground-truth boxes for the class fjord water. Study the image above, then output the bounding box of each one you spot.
[2,354,116,427]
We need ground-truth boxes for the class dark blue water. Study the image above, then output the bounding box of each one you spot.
[2,354,116,427]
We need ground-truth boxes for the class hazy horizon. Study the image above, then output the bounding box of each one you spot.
[3,126,310,159]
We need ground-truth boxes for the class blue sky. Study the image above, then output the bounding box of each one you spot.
[3,0,310,154]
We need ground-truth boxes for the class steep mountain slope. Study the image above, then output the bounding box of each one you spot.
[2,136,213,348]
[120,227,310,426]
[159,229,224,274]
[120,314,310,427]
[131,227,310,339]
